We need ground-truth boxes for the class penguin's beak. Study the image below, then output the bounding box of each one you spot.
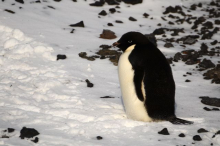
[112,42,120,47]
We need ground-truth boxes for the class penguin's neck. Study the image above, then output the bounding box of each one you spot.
[125,45,136,52]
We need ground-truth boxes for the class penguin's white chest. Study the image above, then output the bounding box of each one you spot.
[118,45,152,122]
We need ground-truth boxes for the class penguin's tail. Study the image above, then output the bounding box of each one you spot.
[169,117,193,125]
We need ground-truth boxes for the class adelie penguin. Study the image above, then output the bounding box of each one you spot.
[113,32,193,125]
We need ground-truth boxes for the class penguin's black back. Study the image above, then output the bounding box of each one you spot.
[129,42,176,120]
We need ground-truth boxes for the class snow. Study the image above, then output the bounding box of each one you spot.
[0,0,220,146]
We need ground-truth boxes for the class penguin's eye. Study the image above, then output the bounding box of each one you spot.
[128,40,132,43]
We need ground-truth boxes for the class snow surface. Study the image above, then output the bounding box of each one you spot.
[0,0,219,145]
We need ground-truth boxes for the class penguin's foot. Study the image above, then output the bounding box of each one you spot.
[169,117,193,125]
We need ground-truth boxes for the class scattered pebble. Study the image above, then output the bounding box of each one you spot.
[69,21,85,27]
[115,20,123,23]
[4,9,15,14]
[199,96,220,107]
[100,29,117,39]
[99,10,107,16]
[158,128,170,135]
[193,135,202,141]
[179,133,185,137]
[100,96,115,98]
[96,136,103,140]
[129,17,137,21]
[57,54,67,60]
[198,128,209,133]
[85,79,94,88]
[20,127,39,139]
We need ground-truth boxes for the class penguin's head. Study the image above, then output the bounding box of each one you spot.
[113,32,149,52]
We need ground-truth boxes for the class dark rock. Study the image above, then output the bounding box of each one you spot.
[185,79,191,82]
[179,133,185,137]
[173,52,182,62]
[193,135,202,141]
[212,108,220,111]
[97,136,103,140]
[190,4,197,10]
[204,107,212,111]
[100,96,115,98]
[129,17,137,21]
[57,54,67,60]
[191,17,206,29]
[115,20,123,23]
[106,0,119,5]
[70,29,75,33]
[211,40,218,45]
[31,137,39,143]
[168,14,176,19]
[198,3,202,7]
[202,21,214,29]
[153,28,165,35]
[168,21,175,25]
[109,55,120,66]
[200,96,220,107]
[4,9,15,14]
[54,0,62,2]
[199,43,208,55]
[96,47,121,66]
[90,0,105,6]
[176,35,199,45]
[166,58,173,64]
[164,42,174,48]
[69,21,85,27]
[107,23,114,26]
[79,52,95,61]
[198,128,209,133]
[99,44,112,50]
[99,10,107,16]
[186,72,192,75]
[215,20,220,25]
[100,29,117,39]
[1,135,9,138]
[122,0,143,5]
[199,58,215,69]
[203,107,211,111]
[109,8,116,13]
[48,6,55,9]
[158,128,170,135]
[163,6,184,16]
[203,64,220,84]
[143,13,149,18]
[20,127,39,139]
[97,49,119,56]
[212,130,220,138]
[85,79,94,88]
[201,27,219,40]
[161,17,167,21]
[15,0,24,4]
[8,128,15,133]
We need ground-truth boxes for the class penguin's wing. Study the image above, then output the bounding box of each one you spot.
[128,47,145,102]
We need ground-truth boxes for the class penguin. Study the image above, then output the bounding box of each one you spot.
[113,32,193,125]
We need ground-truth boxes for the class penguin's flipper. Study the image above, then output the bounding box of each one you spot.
[133,68,145,102]
[169,117,193,125]
[128,46,146,102]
